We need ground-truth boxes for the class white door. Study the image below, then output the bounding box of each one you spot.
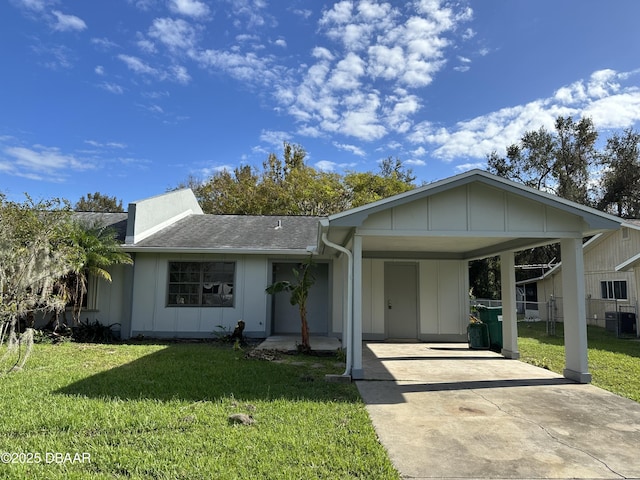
[385,263,418,339]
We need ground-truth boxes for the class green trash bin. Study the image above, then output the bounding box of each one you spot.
[477,306,502,352]
[467,323,490,349]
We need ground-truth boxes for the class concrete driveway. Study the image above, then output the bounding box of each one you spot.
[356,342,640,480]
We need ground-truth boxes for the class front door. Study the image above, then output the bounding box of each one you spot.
[385,263,418,339]
[272,262,329,335]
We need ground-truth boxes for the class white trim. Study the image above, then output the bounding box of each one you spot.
[126,210,194,244]
[121,246,314,255]
[616,251,640,272]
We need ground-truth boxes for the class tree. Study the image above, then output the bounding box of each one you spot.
[597,128,640,218]
[178,145,416,216]
[0,195,80,371]
[75,192,124,212]
[344,157,415,207]
[484,115,600,290]
[265,255,315,353]
[554,116,597,205]
[487,116,598,204]
[58,221,133,326]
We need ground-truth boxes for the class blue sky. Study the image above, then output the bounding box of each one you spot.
[2,0,640,207]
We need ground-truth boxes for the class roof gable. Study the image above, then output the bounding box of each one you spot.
[328,169,621,234]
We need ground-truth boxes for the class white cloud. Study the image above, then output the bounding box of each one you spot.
[411,146,426,156]
[405,159,426,166]
[91,37,119,50]
[259,130,290,147]
[408,69,640,161]
[137,37,157,54]
[227,0,274,29]
[127,0,157,10]
[274,0,471,142]
[168,0,210,18]
[315,160,338,171]
[118,54,159,76]
[333,142,366,156]
[191,49,275,84]
[170,64,191,84]
[95,65,105,75]
[12,0,49,12]
[455,162,485,173]
[0,144,94,181]
[296,125,324,138]
[31,42,74,69]
[584,92,640,129]
[51,10,87,32]
[323,90,386,141]
[118,54,190,84]
[98,82,124,94]
[148,17,198,51]
[85,140,127,149]
[274,38,287,48]
[291,8,312,19]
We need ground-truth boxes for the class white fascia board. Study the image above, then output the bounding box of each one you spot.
[616,252,640,272]
[121,246,313,256]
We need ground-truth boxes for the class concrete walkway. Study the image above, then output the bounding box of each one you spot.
[356,342,640,480]
[255,335,341,352]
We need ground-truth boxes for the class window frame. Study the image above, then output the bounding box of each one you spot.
[600,280,628,300]
[167,261,236,307]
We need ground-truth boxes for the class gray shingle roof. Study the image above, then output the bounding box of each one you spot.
[73,212,129,242]
[132,214,321,251]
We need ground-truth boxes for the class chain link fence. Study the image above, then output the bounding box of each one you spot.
[471,297,638,337]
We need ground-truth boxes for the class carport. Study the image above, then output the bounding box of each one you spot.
[318,170,621,382]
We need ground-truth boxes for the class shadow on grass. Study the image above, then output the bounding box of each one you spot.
[55,343,358,403]
[518,321,640,358]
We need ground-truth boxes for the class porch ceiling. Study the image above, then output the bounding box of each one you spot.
[361,234,547,259]
[321,226,558,260]
[363,234,558,260]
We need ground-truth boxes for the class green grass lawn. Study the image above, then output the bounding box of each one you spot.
[518,321,640,402]
[0,341,399,480]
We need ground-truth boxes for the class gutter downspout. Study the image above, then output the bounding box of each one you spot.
[321,232,353,378]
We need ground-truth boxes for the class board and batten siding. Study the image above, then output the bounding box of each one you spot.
[129,253,270,337]
[343,258,468,340]
[535,227,640,324]
[583,227,640,303]
[359,182,586,235]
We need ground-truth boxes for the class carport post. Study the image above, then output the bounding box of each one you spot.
[561,237,592,383]
[500,251,519,359]
[351,234,364,379]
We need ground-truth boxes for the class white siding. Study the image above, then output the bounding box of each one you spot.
[130,253,270,337]
[359,183,585,236]
[359,258,468,340]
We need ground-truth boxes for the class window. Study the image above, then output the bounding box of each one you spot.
[600,280,628,300]
[168,262,235,307]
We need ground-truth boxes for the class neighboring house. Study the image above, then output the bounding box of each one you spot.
[520,220,640,329]
[57,170,622,383]
[616,222,640,322]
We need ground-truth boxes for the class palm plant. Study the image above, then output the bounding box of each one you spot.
[265,255,315,353]
[57,222,133,326]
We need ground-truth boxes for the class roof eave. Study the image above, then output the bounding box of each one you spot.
[121,246,315,255]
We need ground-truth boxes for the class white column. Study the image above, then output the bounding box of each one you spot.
[351,235,364,379]
[500,251,519,359]
[561,237,591,383]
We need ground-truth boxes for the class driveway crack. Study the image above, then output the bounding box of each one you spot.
[471,389,626,479]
